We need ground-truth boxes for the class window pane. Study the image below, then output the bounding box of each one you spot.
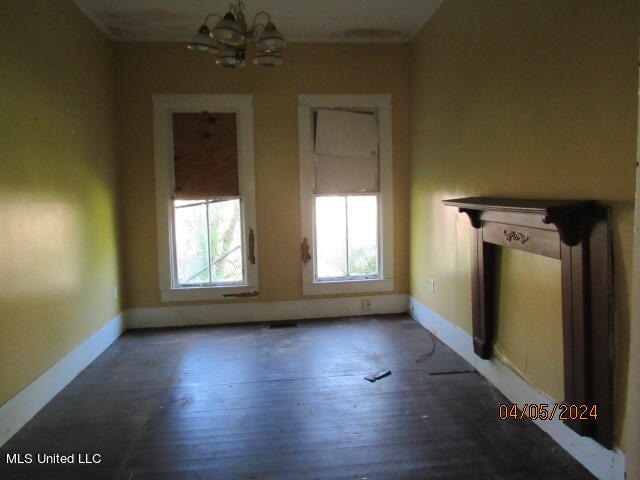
[347,195,378,276]
[174,201,210,284]
[208,199,243,283]
[315,196,347,278]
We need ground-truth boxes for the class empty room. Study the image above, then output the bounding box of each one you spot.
[1,0,639,479]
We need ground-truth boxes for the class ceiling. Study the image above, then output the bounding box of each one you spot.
[73,0,444,43]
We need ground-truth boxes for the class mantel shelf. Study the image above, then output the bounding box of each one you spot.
[442,196,594,216]
[443,197,599,246]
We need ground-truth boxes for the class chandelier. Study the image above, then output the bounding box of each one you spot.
[187,1,287,67]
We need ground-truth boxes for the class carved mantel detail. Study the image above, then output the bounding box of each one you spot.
[442,197,613,448]
[503,229,529,244]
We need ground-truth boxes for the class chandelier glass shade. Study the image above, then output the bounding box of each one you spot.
[187,25,219,54]
[187,1,287,67]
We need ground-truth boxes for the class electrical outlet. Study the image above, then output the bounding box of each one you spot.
[113,285,119,300]
[362,298,373,313]
[429,279,436,293]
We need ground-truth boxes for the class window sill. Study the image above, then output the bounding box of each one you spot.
[160,285,259,302]
[302,278,394,296]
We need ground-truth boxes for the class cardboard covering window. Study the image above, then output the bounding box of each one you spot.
[314,109,379,194]
[172,112,239,198]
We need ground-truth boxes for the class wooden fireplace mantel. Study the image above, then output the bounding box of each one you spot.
[442,197,612,447]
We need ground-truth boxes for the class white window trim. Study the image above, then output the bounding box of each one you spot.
[153,94,258,302]
[298,94,394,296]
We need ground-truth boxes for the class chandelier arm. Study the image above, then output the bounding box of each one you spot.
[229,1,245,17]
[203,13,222,26]
[251,11,272,27]
[247,22,267,43]
[248,11,272,42]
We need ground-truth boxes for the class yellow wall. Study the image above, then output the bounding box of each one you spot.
[628,159,640,477]
[408,0,638,449]
[494,250,564,400]
[0,1,120,405]
[114,42,410,308]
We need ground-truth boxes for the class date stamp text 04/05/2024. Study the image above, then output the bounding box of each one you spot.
[498,403,598,421]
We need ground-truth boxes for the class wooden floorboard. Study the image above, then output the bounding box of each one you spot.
[0,315,595,479]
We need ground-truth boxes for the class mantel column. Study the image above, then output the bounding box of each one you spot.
[470,225,495,359]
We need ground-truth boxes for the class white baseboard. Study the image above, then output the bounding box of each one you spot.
[0,313,125,447]
[408,297,625,480]
[125,294,410,329]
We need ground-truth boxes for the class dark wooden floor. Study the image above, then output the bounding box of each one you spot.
[1,315,594,479]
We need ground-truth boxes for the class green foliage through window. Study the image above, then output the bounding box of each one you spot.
[174,198,243,285]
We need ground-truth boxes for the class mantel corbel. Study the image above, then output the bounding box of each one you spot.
[543,211,585,247]
[459,208,481,229]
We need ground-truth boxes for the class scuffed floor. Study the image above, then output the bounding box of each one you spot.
[1,315,594,479]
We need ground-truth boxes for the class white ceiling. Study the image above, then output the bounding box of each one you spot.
[73,0,443,43]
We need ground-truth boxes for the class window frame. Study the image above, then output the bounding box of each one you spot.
[298,94,394,296]
[153,94,258,302]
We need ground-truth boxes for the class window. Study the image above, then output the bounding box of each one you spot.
[173,198,243,285]
[153,95,258,302]
[298,95,394,295]
[315,195,378,280]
